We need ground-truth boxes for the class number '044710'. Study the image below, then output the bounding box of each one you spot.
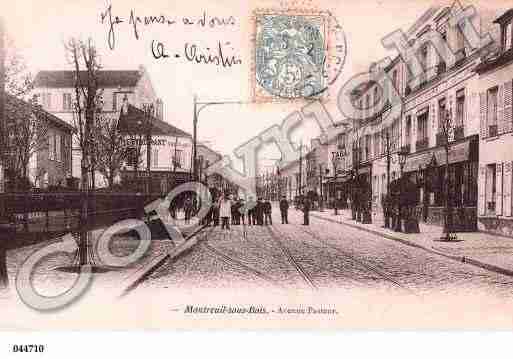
[12,344,45,353]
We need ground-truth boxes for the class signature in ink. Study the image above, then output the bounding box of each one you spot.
[100,4,123,50]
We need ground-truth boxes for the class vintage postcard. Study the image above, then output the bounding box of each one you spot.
[1,0,513,340]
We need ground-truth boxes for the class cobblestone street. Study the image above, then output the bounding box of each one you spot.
[140,206,513,299]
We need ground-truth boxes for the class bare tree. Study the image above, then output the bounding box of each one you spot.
[4,96,48,191]
[65,37,102,267]
[95,112,128,189]
[4,35,33,98]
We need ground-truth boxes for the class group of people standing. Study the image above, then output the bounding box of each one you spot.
[202,194,307,230]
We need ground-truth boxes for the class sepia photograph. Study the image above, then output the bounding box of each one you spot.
[1,0,513,355]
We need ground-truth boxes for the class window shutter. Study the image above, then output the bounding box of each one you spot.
[505,81,512,133]
[504,161,512,217]
[479,92,487,138]
[497,163,503,216]
[478,165,486,215]
[498,84,505,134]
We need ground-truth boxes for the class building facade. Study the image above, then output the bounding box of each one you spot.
[117,101,192,194]
[475,9,513,237]
[4,94,74,190]
[336,3,504,231]
[33,65,162,187]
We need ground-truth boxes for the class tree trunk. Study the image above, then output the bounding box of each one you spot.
[79,161,89,266]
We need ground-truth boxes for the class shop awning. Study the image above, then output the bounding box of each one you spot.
[403,139,471,173]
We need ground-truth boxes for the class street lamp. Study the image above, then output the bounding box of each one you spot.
[398,148,408,177]
[193,96,244,181]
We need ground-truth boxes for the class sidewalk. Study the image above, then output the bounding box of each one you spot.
[311,208,513,277]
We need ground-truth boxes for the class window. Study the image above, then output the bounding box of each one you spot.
[417,110,429,149]
[419,45,428,70]
[438,97,446,130]
[486,164,497,213]
[55,133,62,162]
[392,70,398,90]
[62,93,72,111]
[405,115,412,148]
[152,148,159,167]
[455,23,466,54]
[502,22,512,50]
[391,119,400,150]
[373,132,380,158]
[373,86,378,105]
[42,93,52,109]
[365,135,371,160]
[173,149,183,168]
[487,87,498,136]
[48,131,55,161]
[365,94,370,118]
[438,30,447,73]
[126,148,138,167]
[455,89,465,129]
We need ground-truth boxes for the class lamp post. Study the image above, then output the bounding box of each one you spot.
[332,154,338,216]
[319,164,324,212]
[397,147,409,233]
[193,96,243,181]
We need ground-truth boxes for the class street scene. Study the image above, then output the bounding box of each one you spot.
[0,0,513,331]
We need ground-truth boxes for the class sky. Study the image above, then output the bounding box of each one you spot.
[2,0,504,172]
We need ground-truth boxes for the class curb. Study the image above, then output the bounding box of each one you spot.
[311,213,513,279]
[118,224,211,297]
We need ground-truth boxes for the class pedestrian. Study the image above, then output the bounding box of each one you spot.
[238,198,246,225]
[213,193,220,227]
[184,197,193,225]
[231,198,238,225]
[247,196,256,226]
[256,198,264,225]
[263,198,272,225]
[279,195,289,224]
[302,197,311,225]
[219,194,232,230]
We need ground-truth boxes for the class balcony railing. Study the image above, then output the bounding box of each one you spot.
[454,126,464,140]
[416,138,429,151]
[436,132,447,146]
[488,124,498,137]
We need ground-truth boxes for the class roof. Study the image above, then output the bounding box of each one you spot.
[475,48,513,74]
[118,104,191,137]
[5,94,74,132]
[34,70,142,88]
[493,8,513,24]
[197,143,222,160]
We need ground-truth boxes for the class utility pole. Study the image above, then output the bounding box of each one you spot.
[143,104,154,195]
[298,139,303,196]
[385,130,391,228]
[192,95,198,181]
[319,164,324,212]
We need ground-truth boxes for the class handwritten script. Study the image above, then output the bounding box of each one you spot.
[99,4,241,68]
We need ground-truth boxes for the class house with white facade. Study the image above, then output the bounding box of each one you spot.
[475,8,513,237]
[33,65,163,187]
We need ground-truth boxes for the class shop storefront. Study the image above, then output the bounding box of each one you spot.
[325,173,351,209]
[401,135,479,231]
